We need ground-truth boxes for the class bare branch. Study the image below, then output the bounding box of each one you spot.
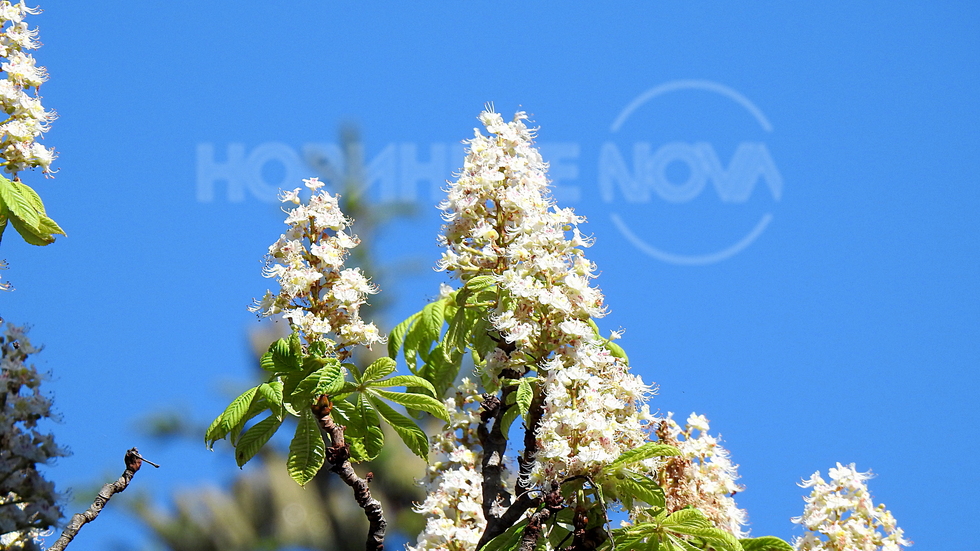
[48,448,157,551]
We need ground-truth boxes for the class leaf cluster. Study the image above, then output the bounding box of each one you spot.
[206,332,448,485]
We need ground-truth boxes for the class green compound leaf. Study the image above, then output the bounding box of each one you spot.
[369,388,450,422]
[367,396,429,459]
[610,443,681,468]
[362,356,397,382]
[739,537,794,551]
[516,377,533,418]
[234,415,283,467]
[287,409,326,486]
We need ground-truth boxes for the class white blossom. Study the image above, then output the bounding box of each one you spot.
[0,2,55,176]
[792,463,910,551]
[438,107,655,486]
[641,413,749,538]
[249,177,384,351]
[408,379,490,551]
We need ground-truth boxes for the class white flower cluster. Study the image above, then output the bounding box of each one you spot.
[0,323,68,548]
[438,108,654,486]
[792,463,909,551]
[250,177,383,350]
[0,1,55,176]
[650,413,748,538]
[408,379,488,551]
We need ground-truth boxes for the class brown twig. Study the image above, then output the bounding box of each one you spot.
[48,448,157,551]
[313,395,386,551]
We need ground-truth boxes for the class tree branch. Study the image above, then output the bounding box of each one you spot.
[313,395,386,551]
[477,370,547,550]
[48,448,156,551]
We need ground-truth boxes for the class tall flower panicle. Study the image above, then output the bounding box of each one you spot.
[0,322,68,549]
[439,108,655,486]
[0,1,55,176]
[249,177,383,352]
[408,379,489,551]
[650,413,748,538]
[792,463,909,551]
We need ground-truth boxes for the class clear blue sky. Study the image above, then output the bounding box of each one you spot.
[3,2,978,549]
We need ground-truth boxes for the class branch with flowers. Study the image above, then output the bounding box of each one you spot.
[207,108,911,551]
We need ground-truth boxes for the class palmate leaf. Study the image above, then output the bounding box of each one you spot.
[287,409,326,486]
[369,388,449,422]
[235,415,283,467]
[367,396,429,459]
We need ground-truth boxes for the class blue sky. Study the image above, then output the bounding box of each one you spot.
[3,2,978,549]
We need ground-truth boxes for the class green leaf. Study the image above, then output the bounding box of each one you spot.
[205,411,227,449]
[0,176,40,232]
[421,299,445,338]
[443,304,470,358]
[287,409,326,486]
[369,374,437,396]
[471,317,497,360]
[209,387,258,447]
[661,508,711,529]
[500,401,521,435]
[291,361,343,404]
[269,337,301,372]
[388,311,420,360]
[357,395,384,460]
[616,471,666,509]
[610,443,682,468]
[369,388,450,422]
[367,396,430,459]
[234,415,283,467]
[8,214,54,245]
[257,381,285,420]
[362,356,397,382]
[739,537,794,551]
[516,377,533,418]
[259,351,277,372]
